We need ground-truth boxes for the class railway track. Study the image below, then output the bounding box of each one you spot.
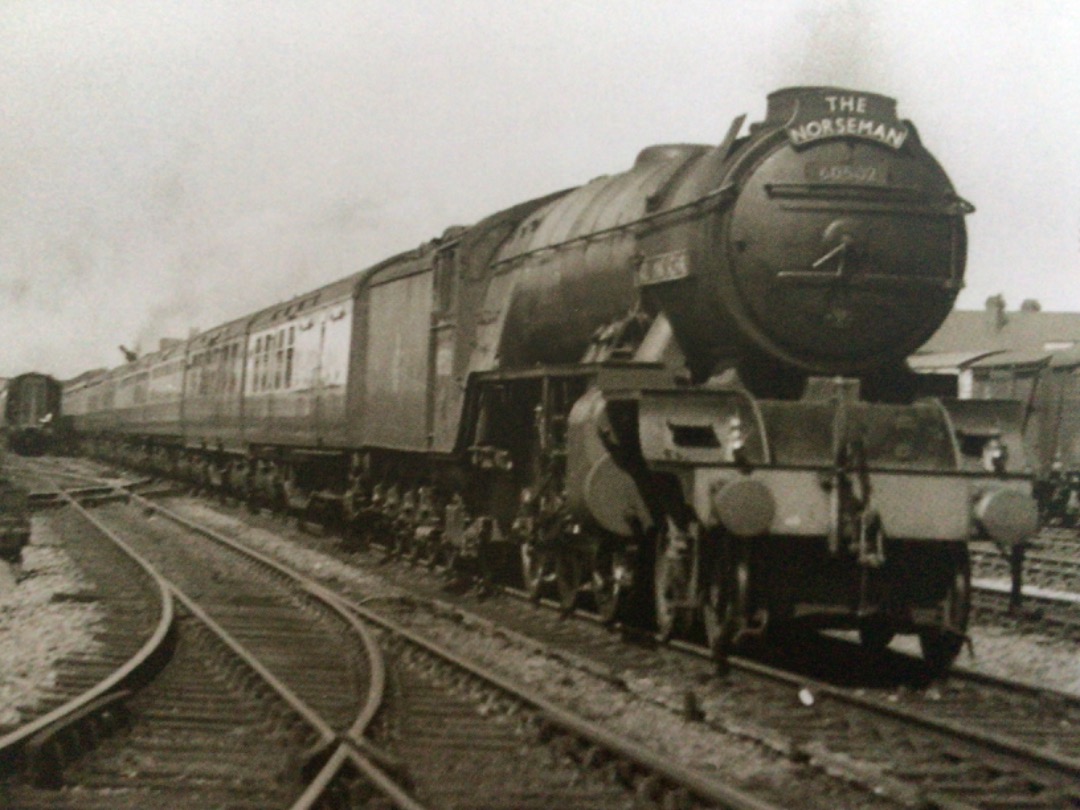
[9,460,798,809]
[972,531,1080,592]
[131,486,797,808]
[17,458,1080,807]
[971,536,1080,639]
[0,467,397,808]
[0,486,173,779]
[171,495,1080,810]
[374,572,1080,809]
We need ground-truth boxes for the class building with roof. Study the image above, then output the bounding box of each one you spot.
[919,296,1080,357]
[913,296,1080,396]
[913,297,1080,474]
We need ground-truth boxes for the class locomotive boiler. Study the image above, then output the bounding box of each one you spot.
[64,87,1038,672]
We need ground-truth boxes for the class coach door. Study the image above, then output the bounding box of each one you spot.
[429,244,461,451]
[315,298,353,445]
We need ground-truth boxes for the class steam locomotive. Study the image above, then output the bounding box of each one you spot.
[65,87,1038,671]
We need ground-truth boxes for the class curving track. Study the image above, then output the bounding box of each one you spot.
[137,488,791,809]
[13,459,795,809]
[1,463,395,808]
[0,485,173,784]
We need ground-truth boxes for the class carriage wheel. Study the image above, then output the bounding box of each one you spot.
[520,542,553,603]
[554,546,583,616]
[919,547,971,674]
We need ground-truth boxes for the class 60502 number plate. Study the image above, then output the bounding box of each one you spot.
[806,162,887,184]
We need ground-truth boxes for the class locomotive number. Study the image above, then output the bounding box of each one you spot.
[808,163,885,184]
[636,250,691,286]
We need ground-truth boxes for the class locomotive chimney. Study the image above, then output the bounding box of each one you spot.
[764,86,900,127]
[985,294,1007,331]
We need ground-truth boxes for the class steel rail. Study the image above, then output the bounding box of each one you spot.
[0,485,175,768]
[502,585,1080,782]
[12,458,413,807]
[321,587,785,810]
[53,464,1080,805]
[131,486,783,810]
[116,488,423,810]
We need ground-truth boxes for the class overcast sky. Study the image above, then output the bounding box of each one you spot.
[3,1,1079,378]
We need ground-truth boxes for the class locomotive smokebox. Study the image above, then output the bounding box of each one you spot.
[642,86,973,388]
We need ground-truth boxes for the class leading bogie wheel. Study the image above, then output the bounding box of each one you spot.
[654,531,692,642]
[858,617,896,653]
[591,546,629,626]
[555,546,584,616]
[919,547,971,674]
[702,541,748,670]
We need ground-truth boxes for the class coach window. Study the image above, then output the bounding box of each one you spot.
[285,326,295,388]
[215,346,224,394]
[200,352,210,395]
[261,333,272,391]
[232,343,239,393]
[275,329,285,389]
[253,338,263,392]
[255,338,263,392]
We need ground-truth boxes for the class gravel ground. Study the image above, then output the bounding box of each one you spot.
[893,624,1080,694]
[0,516,103,728]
